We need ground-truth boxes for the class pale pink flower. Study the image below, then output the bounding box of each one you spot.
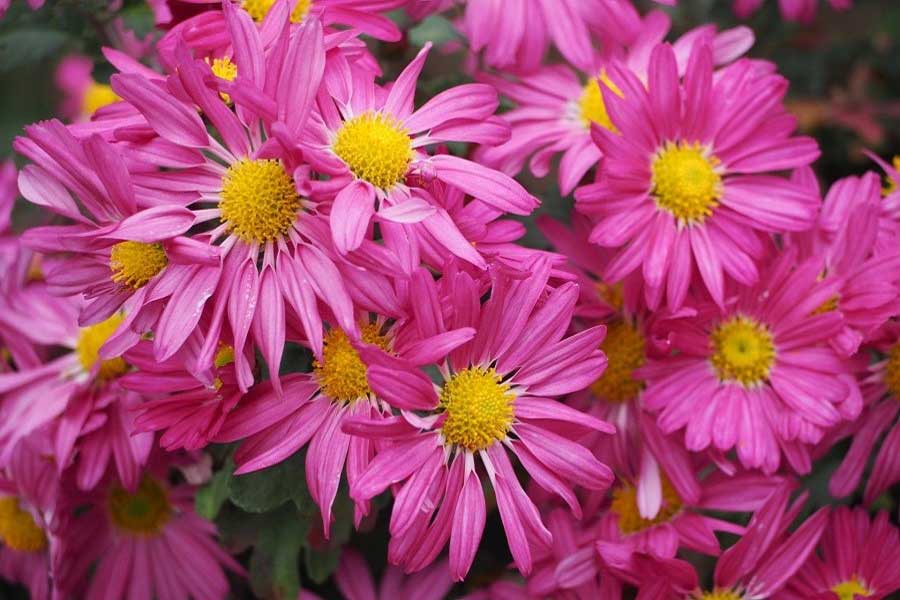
[577,43,820,311]
[780,507,900,600]
[344,260,614,580]
[640,248,862,475]
[300,43,537,256]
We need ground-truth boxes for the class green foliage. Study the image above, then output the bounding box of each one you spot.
[408,14,458,48]
[227,450,314,514]
[0,28,69,72]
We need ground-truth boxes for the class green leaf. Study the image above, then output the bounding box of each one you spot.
[227,450,309,514]
[408,15,458,48]
[250,505,308,600]
[303,544,341,585]
[195,458,234,520]
[0,29,69,72]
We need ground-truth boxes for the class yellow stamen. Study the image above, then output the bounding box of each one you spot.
[831,576,872,600]
[595,281,623,310]
[577,72,621,131]
[209,56,238,104]
[440,367,515,452]
[651,141,722,224]
[82,81,120,115]
[882,156,900,196]
[610,476,682,534]
[332,111,413,190]
[812,294,840,315]
[0,497,47,553]
[242,0,312,24]
[695,590,743,600]
[75,314,129,381]
[709,316,775,387]
[590,321,646,403]
[109,241,168,290]
[108,477,171,536]
[214,344,236,369]
[219,159,302,244]
[313,324,390,403]
[884,344,900,399]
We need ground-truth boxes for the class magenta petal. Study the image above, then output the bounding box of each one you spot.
[331,180,375,254]
[449,471,486,581]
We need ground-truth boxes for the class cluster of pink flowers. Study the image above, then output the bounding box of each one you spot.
[0,0,897,599]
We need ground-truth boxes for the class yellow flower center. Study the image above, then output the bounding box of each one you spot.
[75,313,129,381]
[313,324,389,403]
[882,156,900,196]
[710,316,775,387]
[884,344,900,399]
[831,576,872,600]
[108,477,171,536]
[595,281,624,310]
[332,111,413,190]
[439,367,515,452]
[219,159,302,244]
[651,141,722,224]
[209,56,238,104]
[82,81,120,115]
[590,321,646,403]
[214,344,236,369]
[610,476,682,534]
[696,590,743,600]
[577,72,621,130]
[109,241,168,290]
[0,497,47,553]
[243,0,312,23]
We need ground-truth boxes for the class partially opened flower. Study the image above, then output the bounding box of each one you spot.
[781,507,900,600]
[577,43,820,311]
[828,323,900,502]
[54,458,243,599]
[640,248,862,474]
[213,313,474,535]
[343,260,614,580]
[733,0,852,23]
[477,13,753,195]
[301,43,537,256]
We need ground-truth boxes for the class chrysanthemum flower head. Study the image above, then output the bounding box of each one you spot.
[341,259,614,580]
[577,42,820,311]
[733,0,852,23]
[640,247,862,474]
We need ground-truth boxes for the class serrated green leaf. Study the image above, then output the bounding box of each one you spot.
[250,505,308,600]
[227,450,307,513]
[195,458,234,520]
[408,15,458,48]
[0,29,69,72]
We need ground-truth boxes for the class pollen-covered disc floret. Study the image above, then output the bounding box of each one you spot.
[209,56,238,103]
[109,241,168,290]
[108,477,171,536]
[313,324,390,403]
[590,320,646,403]
[243,0,311,23]
[82,82,120,115]
[577,73,620,131]
[831,577,872,600]
[695,590,744,600]
[710,316,776,387]
[332,111,413,190]
[219,159,302,244]
[884,344,900,399]
[0,497,47,553]
[651,141,723,224]
[439,367,515,452]
[610,476,682,534]
[75,313,129,381]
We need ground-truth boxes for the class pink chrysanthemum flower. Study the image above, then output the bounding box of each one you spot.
[782,507,900,600]
[325,548,454,600]
[343,261,614,580]
[215,314,475,533]
[0,295,152,491]
[601,485,828,600]
[576,42,820,311]
[121,339,249,452]
[55,459,243,599]
[301,43,537,255]
[0,436,58,600]
[787,170,900,356]
[54,55,122,122]
[864,151,900,254]
[733,0,851,23]
[15,122,204,330]
[478,13,754,195]
[828,323,900,502]
[640,248,862,475]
